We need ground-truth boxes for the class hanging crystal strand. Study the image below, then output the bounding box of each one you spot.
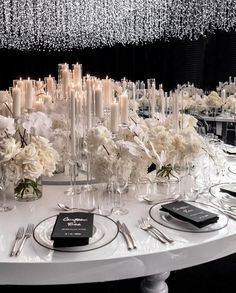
[1,0,236,50]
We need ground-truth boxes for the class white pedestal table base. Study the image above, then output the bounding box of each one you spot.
[140,272,170,293]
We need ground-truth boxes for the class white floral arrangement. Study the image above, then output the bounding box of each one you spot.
[0,114,59,198]
[205,91,223,109]
[85,112,205,182]
[223,94,236,114]
[180,91,207,112]
[181,91,223,113]
[86,124,151,183]
[141,114,205,177]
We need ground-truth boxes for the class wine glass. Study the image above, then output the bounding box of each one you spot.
[113,163,129,215]
[0,164,15,212]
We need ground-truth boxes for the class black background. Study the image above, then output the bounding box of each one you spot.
[1,30,236,92]
[1,29,236,292]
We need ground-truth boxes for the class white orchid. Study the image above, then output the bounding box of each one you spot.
[20,111,52,138]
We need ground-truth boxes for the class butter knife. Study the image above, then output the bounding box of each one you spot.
[122,223,137,249]
[117,221,133,250]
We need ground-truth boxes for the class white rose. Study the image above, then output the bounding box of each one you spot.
[14,144,43,179]
[23,160,43,180]
[38,148,59,177]
[16,144,38,164]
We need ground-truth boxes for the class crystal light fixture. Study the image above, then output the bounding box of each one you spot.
[0,0,235,50]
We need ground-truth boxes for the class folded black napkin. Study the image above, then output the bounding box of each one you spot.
[220,185,236,197]
[51,212,94,247]
[160,201,219,228]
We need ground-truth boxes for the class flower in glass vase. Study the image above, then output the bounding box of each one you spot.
[144,114,205,177]
[10,136,59,201]
[0,114,59,202]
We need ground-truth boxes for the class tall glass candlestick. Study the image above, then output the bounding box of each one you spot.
[70,89,76,158]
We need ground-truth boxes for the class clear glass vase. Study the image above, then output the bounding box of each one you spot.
[154,174,180,202]
[14,177,42,201]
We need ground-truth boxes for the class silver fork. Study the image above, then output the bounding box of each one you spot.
[15,224,34,256]
[142,217,174,243]
[10,227,24,257]
[138,219,166,244]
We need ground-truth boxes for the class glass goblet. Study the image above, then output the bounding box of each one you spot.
[113,164,129,215]
[0,164,15,212]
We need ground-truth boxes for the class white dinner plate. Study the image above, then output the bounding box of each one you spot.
[149,200,228,233]
[228,166,236,176]
[33,213,118,252]
[209,182,236,205]
[223,145,236,158]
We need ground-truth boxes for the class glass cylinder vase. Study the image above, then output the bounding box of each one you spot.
[154,174,180,201]
[14,177,42,202]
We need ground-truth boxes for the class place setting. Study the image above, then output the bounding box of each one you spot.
[33,211,119,253]
[222,145,236,159]
[147,199,229,234]
[209,182,236,206]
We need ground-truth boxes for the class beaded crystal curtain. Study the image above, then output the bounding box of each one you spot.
[0,0,236,50]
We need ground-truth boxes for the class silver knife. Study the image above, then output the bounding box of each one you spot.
[117,221,133,250]
[122,223,137,249]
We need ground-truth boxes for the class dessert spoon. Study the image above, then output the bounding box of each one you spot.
[57,203,95,213]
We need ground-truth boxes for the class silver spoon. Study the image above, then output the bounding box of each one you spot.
[143,196,176,205]
[57,203,95,213]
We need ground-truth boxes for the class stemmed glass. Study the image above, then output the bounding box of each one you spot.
[113,162,129,215]
[0,164,15,212]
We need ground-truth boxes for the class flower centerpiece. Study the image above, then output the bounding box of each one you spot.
[0,113,59,201]
[85,124,152,184]
[204,91,223,115]
[139,113,205,179]
[85,111,205,188]
[223,93,236,114]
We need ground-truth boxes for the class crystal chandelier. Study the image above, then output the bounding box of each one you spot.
[0,0,236,50]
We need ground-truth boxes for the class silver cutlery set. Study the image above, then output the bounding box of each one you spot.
[139,217,174,243]
[117,218,174,249]
[117,221,137,250]
[10,224,34,257]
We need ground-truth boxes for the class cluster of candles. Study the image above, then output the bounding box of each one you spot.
[10,63,135,131]
[8,62,167,132]
[3,62,193,159]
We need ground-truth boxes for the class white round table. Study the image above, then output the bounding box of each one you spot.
[1,180,236,293]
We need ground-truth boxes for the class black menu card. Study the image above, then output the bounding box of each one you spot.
[160,201,219,228]
[220,184,236,197]
[51,212,94,247]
